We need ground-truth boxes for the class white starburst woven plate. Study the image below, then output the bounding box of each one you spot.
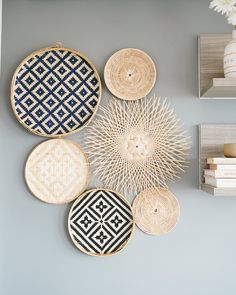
[11,46,102,137]
[25,139,90,204]
[132,187,180,235]
[104,48,156,100]
[68,188,134,256]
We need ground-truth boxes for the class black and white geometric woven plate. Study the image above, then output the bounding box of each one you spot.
[68,189,134,256]
[11,46,102,137]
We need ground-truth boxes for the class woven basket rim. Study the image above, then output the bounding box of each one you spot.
[68,188,135,257]
[25,138,90,204]
[104,47,157,101]
[11,45,102,138]
[132,187,180,236]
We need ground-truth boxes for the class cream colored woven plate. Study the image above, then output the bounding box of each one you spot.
[25,139,90,204]
[132,187,180,235]
[104,48,156,100]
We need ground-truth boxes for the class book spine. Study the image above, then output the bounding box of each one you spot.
[207,158,236,164]
[204,169,236,178]
[205,176,236,187]
[210,164,236,170]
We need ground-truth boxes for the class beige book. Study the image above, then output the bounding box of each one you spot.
[207,157,236,164]
[204,169,236,178]
[210,164,236,170]
[205,176,236,188]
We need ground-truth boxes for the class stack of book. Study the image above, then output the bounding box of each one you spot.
[204,157,236,188]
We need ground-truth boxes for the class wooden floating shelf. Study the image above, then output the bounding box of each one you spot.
[198,34,236,98]
[202,78,236,98]
[199,124,236,196]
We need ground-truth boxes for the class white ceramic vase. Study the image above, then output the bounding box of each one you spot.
[224,30,236,78]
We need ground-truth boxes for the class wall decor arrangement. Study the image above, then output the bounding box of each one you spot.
[85,96,190,194]
[68,189,134,256]
[25,139,90,204]
[11,44,190,256]
[132,187,180,236]
[11,45,102,137]
[104,48,156,100]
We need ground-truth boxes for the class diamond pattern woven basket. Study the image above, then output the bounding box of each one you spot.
[11,46,102,137]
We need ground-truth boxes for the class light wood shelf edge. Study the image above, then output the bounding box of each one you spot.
[198,33,236,98]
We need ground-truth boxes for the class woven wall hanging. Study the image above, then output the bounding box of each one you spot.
[68,189,134,256]
[132,187,180,235]
[11,45,102,137]
[25,139,90,204]
[86,96,190,194]
[104,48,156,100]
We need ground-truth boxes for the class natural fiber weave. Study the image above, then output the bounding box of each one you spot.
[11,46,101,137]
[85,96,190,194]
[104,48,156,100]
[132,187,180,235]
[25,139,90,204]
[68,188,134,256]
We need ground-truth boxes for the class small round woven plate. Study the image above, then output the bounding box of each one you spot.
[104,48,156,100]
[68,188,134,256]
[25,139,90,204]
[132,187,180,235]
[11,46,102,137]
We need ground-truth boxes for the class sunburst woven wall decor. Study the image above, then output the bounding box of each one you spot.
[85,96,190,194]
[132,187,180,235]
[11,45,102,137]
[104,48,156,101]
[25,139,90,204]
[68,188,134,256]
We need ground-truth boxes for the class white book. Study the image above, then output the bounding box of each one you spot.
[209,164,236,170]
[207,157,236,164]
[204,176,236,188]
[204,169,236,178]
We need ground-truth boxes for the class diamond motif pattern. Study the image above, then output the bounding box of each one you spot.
[69,189,134,256]
[12,48,101,136]
[25,139,89,204]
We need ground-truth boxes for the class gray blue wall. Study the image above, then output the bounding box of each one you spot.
[1,0,236,294]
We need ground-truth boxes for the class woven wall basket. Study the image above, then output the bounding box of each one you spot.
[25,139,90,204]
[104,48,156,100]
[132,187,180,235]
[68,188,134,256]
[11,45,102,137]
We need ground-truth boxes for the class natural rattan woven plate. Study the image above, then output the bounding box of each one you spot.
[25,139,90,204]
[104,48,156,100]
[132,187,180,235]
[11,46,102,137]
[68,188,134,256]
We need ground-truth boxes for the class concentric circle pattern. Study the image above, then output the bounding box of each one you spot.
[68,189,134,256]
[104,48,156,100]
[25,139,90,204]
[133,187,180,235]
[11,47,101,137]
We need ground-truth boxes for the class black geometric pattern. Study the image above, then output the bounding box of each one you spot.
[68,189,134,256]
[12,48,101,136]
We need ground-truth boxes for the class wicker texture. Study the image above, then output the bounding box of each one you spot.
[68,189,134,256]
[11,46,101,137]
[104,48,156,100]
[85,96,190,194]
[132,187,180,235]
[25,139,90,204]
